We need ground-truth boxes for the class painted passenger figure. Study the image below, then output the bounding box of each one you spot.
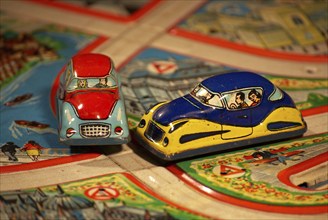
[248,89,262,106]
[77,79,88,88]
[230,92,248,109]
[94,78,108,88]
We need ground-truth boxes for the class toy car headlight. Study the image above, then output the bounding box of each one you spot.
[66,128,76,138]
[138,119,146,128]
[163,137,169,147]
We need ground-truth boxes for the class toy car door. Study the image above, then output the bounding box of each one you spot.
[219,89,261,139]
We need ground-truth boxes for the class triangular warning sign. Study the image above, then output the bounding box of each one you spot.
[94,188,111,197]
[220,164,245,176]
[149,61,177,74]
[85,187,119,200]
[153,62,175,73]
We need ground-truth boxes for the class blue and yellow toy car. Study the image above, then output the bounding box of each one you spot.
[135,72,307,161]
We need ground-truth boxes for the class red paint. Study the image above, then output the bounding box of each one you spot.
[167,164,327,214]
[122,173,216,219]
[277,152,328,190]
[0,153,101,174]
[72,53,111,78]
[301,105,328,117]
[220,164,245,176]
[65,89,118,120]
[170,28,328,63]
[50,36,108,116]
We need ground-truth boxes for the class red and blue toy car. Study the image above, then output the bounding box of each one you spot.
[56,53,130,145]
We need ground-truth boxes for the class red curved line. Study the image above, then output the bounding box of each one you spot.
[301,105,328,117]
[170,28,328,63]
[27,0,162,23]
[122,172,217,219]
[277,152,328,190]
[167,164,327,214]
[0,153,101,174]
[50,36,108,116]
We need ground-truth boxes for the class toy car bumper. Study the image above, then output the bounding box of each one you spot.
[134,125,307,161]
[59,135,130,146]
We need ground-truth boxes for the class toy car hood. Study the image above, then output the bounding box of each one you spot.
[65,89,119,120]
[152,94,210,126]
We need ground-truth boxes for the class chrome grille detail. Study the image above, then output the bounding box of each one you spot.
[80,123,110,138]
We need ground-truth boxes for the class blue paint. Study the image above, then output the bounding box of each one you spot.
[0,31,96,150]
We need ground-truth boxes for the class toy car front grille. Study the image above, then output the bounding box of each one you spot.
[80,123,110,138]
[145,121,164,142]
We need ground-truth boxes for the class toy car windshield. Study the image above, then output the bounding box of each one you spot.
[67,76,117,91]
[190,84,224,108]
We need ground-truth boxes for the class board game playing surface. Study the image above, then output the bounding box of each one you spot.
[1,1,327,219]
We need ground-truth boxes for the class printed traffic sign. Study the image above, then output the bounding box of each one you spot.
[84,186,119,200]
[213,165,245,178]
[147,60,177,74]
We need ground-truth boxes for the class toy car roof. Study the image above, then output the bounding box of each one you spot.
[72,53,113,78]
[201,72,274,93]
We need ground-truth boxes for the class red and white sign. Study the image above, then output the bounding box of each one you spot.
[213,164,245,178]
[84,186,119,200]
[147,60,177,74]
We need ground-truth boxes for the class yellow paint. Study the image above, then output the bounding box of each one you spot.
[136,103,306,157]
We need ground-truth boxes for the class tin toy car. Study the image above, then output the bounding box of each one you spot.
[56,53,130,145]
[135,71,307,161]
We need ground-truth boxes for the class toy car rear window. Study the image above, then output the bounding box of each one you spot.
[269,86,284,101]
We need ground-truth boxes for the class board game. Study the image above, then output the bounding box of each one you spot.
[1,0,327,219]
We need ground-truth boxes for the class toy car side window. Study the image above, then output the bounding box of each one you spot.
[58,83,65,100]
[224,87,263,110]
[66,79,88,91]
[107,75,117,87]
[207,94,224,108]
[269,86,284,101]
[190,85,223,108]
[64,63,73,88]
[89,76,117,88]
